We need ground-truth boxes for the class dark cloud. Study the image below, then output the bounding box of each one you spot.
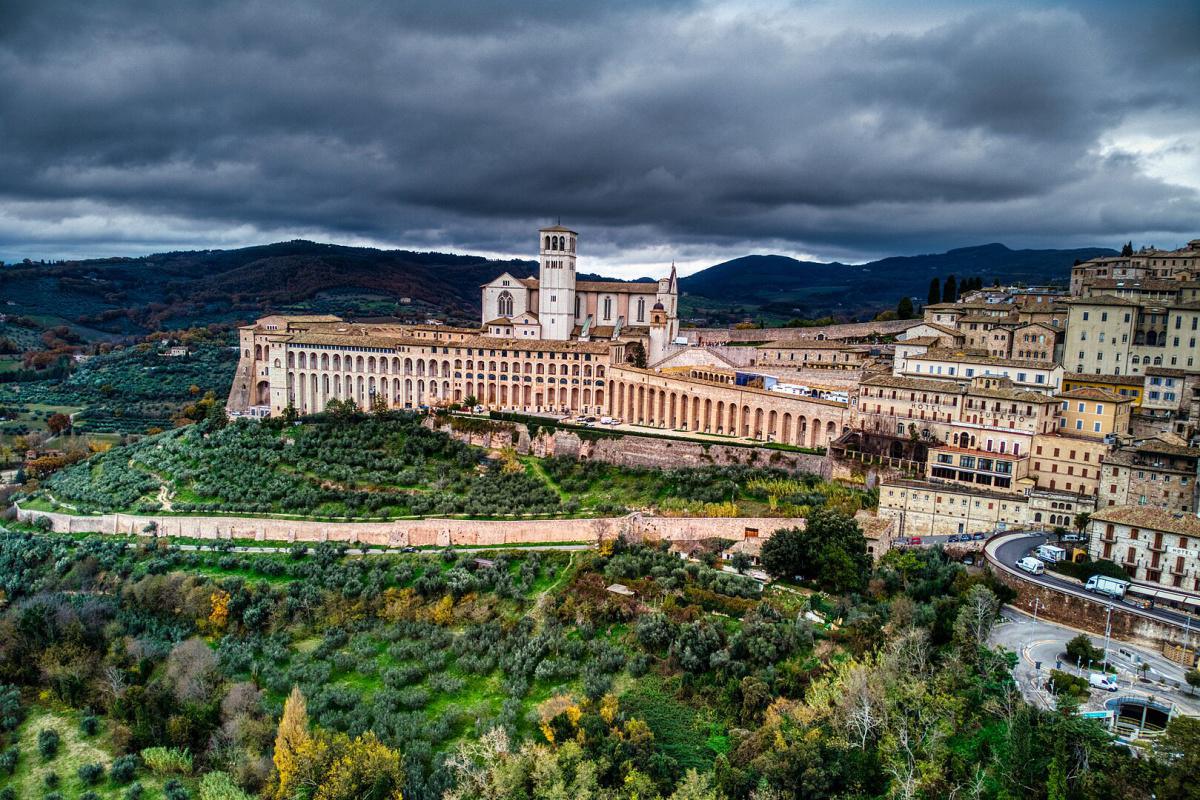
[0,0,1197,270]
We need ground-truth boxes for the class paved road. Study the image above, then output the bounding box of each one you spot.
[988,532,1200,632]
[992,606,1200,714]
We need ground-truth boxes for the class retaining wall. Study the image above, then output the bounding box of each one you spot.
[15,506,798,548]
[435,419,832,478]
[989,560,1192,653]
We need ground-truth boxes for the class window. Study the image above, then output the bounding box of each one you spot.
[497,291,514,318]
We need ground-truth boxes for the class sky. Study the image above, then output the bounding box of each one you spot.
[0,0,1198,279]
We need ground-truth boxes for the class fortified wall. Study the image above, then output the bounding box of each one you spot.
[15,506,795,548]
[430,418,832,478]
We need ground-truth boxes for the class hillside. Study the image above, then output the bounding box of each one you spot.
[678,243,1116,323]
[0,240,537,339]
[1,240,1115,345]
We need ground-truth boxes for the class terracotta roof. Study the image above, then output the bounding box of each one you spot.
[970,385,1058,403]
[1066,294,1140,306]
[1055,387,1129,403]
[540,224,577,233]
[1064,372,1142,386]
[913,348,1057,370]
[1144,367,1193,378]
[860,374,965,393]
[1090,506,1200,538]
[898,336,942,346]
[1090,279,1182,290]
[759,340,870,350]
[517,277,660,294]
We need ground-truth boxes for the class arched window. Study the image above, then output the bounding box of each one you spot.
[603,297,613,319]
[498,291,514,318]
[544,235,551,250]
[637,297,645,322]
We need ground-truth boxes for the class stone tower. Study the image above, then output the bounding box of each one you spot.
[537,225,577,341]
[648,300,669,364]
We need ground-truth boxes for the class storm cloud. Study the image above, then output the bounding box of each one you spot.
[1,0,1198,274]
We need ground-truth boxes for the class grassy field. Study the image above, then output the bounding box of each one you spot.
[1,707,179,799]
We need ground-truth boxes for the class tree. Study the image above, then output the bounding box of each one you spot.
[1065,633,1102,666]
[953,584,999,659]
[46,413,71,435]
[927,277,941,305]
[1073,512,1090,532]
[760,509,870,594]
[1157,716,1200,799]
[1122,241,1134,257]
[313,732,404,800]
[1186,669,1200,696]
[205,400,228,431]
[942,275,958,303]
[274,687,313,800]
[896,297,914,319]
[625,341,648,369]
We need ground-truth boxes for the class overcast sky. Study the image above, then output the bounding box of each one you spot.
[1,0,1198,278]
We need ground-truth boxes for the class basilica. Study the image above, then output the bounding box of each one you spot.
[226,225,685,418]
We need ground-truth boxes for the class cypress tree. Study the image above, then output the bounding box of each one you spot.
[943,275,958,303]
[927,277,940,305]
[897,296,914,319]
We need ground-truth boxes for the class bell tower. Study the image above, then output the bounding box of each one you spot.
[537,225,577,341]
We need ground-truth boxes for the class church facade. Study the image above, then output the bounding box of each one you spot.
[480,225,680,364]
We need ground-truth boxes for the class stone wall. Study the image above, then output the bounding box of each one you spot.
[429,418,831,478]
[684,319,917,345]
[15,505,798,548]
[989,562,1192,653]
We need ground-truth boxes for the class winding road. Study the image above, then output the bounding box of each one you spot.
[986,532,1200,632]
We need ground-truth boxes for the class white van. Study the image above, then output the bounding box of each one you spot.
[1088,672,1118,692]
[1035,544,1067,563]
[1017,556,1045,575]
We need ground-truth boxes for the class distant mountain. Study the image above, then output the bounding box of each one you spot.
[0,240,538,337]
[679,244,1116,316]
[0,239,1117,343]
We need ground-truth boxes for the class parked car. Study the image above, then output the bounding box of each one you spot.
[472,405,485,414]
[1062,533,1086,543]
[908,536,923,546]
[1089,672,1119,692]
[947,534,960,543]
[972,532,987,541]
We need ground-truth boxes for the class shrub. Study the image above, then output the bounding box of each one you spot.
[44,770,60,788]
[141,746,193,775]
[198,771,255,800]
[37,728,60,760]
[0,684,24,732]
[1048,669,1089,699]
[124,783,145,800]
[0,746,18,775]
[82,793,101,800]
[110,753,139,784]
[78,762,106,785]
[0,786,14,800]
[80,714,100,736]
[165,778,191,800]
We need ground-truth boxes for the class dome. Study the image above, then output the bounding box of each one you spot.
[652,301,665,311]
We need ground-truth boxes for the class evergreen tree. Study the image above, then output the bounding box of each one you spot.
[1122,241,1134,257]
[927,277,940,305]
[942,275,958,303]
[896,296,914,319]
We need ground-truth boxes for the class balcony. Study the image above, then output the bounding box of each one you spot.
[1121,555,1139,568]
[1171,564,1189,577]
[1100,532,1117,544]
[1148,540,1167,553]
